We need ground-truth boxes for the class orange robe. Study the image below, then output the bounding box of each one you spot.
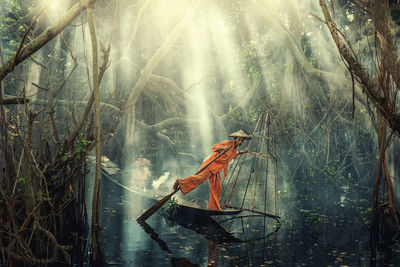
[177,140,238,210]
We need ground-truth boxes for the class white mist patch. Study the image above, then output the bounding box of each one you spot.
[152,171,170,191]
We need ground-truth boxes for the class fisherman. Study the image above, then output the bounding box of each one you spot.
[129,157,152,191]
[173,130,252,211]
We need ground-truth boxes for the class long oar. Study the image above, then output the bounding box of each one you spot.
[136,145,233,222]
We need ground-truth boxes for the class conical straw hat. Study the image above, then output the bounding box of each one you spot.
[228,130,252,139]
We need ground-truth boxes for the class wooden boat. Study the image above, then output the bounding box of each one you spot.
[98,157,242,218]
[98,157,280,243]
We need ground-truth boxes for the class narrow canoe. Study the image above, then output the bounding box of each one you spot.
[101,168,242,218]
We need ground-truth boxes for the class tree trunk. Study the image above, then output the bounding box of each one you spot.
[87,3,104,265]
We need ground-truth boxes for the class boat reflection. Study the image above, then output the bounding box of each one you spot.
[138,220,200,267]
[137,212,280,267]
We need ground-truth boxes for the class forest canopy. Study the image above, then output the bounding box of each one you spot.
[0,0,399,265]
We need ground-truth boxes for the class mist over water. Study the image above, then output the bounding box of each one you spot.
[3,0,400,265]
[84,1,395,264]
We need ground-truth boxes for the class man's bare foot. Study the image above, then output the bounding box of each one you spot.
[173,179,180,190]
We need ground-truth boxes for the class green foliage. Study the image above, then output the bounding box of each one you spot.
[17,177,28,186]
[61,153,69,162]
[163,197,180,215]
[76,136,93,159]
[324,165,337,177]
[227,105,261,130]
[11,0,21,10]
[59,136,93,161]
[39,191,52,201]
[241,42,263,82]
[0,0,35,58]
[240,38,275,83]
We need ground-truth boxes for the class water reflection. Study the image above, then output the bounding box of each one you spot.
[216,214,280,242]
[101,173,400,266]
[164,212,242,244]
[340,184,349,208]
[136,214,279,267]
[138,221,200,267]
[207,240,218,267]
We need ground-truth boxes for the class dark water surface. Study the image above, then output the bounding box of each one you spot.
[99,177,400,267]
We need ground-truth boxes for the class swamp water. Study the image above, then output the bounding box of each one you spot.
[91,175,400,267]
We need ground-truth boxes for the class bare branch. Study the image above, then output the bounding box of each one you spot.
[0,0,96,82]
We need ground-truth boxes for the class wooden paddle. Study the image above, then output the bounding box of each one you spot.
[136,144,233,222]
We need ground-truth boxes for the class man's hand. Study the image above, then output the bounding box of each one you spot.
[239,148,248,154]
[221,146,231,152]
